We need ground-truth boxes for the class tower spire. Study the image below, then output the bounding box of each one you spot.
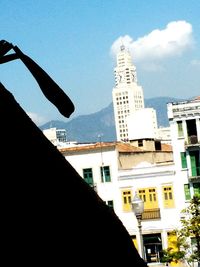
[120,37,125,51]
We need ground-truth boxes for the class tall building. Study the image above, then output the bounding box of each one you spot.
[112,45,155,142]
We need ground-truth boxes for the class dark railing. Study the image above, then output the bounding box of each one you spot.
[142,208,161,220]
[189,135,198,144]
[189,167,200,181]
[185,135,199,146]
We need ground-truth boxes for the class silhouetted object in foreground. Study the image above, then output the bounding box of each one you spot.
[0,40,74,118]
[0,40,147,266]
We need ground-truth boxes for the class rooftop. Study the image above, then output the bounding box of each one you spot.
[59,141,172,153]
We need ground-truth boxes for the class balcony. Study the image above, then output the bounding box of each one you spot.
[185,135,200,147]
[188,167,200,181]
[142,208,161,220]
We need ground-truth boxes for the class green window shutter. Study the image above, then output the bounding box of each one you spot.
[83,168,94,186]
[181,152,187,168]
[100,167,104,182]
[190,153,197,176]
[184,184,191,200]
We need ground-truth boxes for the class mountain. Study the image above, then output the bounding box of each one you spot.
[40,96,183,142]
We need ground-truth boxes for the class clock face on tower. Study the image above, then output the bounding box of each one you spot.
[116,71,125,84]
[131,70,135,82]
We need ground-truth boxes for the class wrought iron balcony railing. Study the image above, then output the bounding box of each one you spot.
[142,208,161,220]
[185,135,199,147]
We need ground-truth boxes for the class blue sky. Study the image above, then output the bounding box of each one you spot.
[1,0,200,125]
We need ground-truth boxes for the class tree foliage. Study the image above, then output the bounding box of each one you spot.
[161,195,200,266]
[180,195,200,263]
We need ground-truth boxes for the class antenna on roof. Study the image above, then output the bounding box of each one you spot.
[120,37,125,51]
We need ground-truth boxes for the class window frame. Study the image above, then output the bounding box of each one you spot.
[100,165,111,182]
[162,185,175,208]
[82,168,94,187]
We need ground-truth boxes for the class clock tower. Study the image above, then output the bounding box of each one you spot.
[112,45,145,142]
[114,44,137,86]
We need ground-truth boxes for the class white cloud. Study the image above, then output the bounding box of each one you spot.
[139,62,165,72]
[27,112,47,126]
[111,20,194,63]
[190,59,200,66]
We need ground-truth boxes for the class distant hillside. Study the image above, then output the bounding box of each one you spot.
[40,96,183,142]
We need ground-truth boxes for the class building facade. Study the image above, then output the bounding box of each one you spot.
[59,140,187,264]
[42,127,67,146]
[167,97,200,200]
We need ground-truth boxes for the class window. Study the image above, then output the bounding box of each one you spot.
[193,183,200,195]
[184,184,191,200]
[138,140,143,147]
[121,189,132,211]
[100,166,111,182]
[162,185,175,208]
[83,168,94,187]
[189,151,200,177]
[138,188,158,209]
[181,152,187,169]
[139,189,146,203]
[177,121,183,137]
[104,200,114,209]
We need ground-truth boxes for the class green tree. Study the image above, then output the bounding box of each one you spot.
[161,195,200,267]
[179,195,200,266]
[160,231,189,265]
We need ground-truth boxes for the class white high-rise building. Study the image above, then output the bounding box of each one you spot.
[112,45,145,142]
[127,108,158,141]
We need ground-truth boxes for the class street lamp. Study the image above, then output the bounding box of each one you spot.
[131,192,144,260]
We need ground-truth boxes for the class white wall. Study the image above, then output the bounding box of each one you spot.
[127,108,158,140]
